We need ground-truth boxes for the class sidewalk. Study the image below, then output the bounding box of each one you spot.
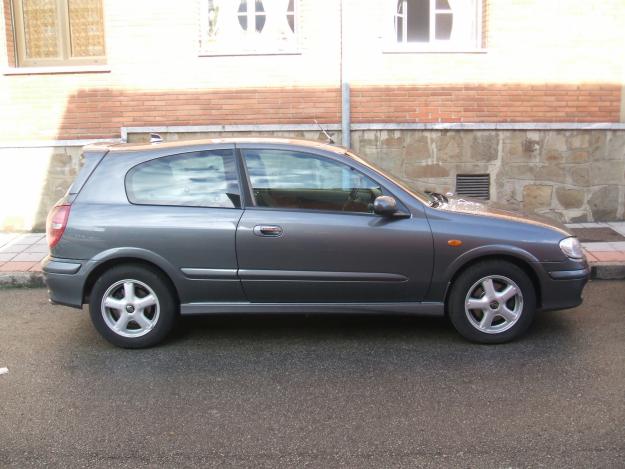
[1,223,625,287]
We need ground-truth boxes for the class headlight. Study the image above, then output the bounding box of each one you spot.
[559,237,583,259]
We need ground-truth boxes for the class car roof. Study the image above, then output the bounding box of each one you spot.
[84,137,348,156]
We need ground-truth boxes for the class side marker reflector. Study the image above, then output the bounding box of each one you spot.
[448,239,463,247]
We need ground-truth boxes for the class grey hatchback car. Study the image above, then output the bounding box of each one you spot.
[43,138,589,348]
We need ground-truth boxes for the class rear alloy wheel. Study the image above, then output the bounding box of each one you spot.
[89,265,177,348]
[448,261,536,344]
[101,279,160,339]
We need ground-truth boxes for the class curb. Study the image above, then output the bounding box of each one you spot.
[0,272,45,289]
[591,264,625,280]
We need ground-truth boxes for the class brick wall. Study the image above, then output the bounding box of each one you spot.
[351,84,621,123]
[0,0,624,142]
[57,87,341,140]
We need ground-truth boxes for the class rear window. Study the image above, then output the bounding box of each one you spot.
[125,149,241,208]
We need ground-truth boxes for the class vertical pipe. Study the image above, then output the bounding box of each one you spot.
[339,0,350,148]
[341,81,350,148]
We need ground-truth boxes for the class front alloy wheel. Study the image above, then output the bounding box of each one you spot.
[464,275,523,334]
[448,260,536,344]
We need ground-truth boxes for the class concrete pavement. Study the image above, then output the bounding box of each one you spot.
[0,282,624,467]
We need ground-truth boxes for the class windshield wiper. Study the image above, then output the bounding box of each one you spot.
[425,191,449,206]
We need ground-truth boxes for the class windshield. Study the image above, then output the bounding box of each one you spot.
[345,150,431,205]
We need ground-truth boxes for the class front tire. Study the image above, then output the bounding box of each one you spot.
[447,260,536,344]
[89,264,177,348]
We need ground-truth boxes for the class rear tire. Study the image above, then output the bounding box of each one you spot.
[447,260,536,344]
[89,264,177,348]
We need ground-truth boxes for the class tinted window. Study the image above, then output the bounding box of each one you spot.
[126,149,241,208]
[243,149,383,213]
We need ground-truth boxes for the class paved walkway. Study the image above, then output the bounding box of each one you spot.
[1,223,625,273]
[0,233,46,272]
[566,222,625,263]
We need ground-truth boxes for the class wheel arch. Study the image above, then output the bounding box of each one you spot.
[442,252,543,313]
[83,256,181,306]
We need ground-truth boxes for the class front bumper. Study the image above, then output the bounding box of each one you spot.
[538,262,590,312]
[42,256,86,308]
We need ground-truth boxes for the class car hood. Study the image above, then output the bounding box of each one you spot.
[434,195,572,237]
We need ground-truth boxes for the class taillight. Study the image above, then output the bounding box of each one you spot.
[46,204,71,249]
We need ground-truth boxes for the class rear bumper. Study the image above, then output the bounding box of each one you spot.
[538,264,590,312]
[42,256,86,309]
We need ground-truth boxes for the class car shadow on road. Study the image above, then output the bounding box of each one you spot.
[168,308,578,348]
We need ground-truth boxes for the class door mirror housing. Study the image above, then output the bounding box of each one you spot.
[373,195,398,216]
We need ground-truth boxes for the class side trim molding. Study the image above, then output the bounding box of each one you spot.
[180,268,238,279]
[238,269,408,282]
[180,301,445,316]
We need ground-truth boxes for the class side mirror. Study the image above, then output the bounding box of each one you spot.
[373,195,398,217]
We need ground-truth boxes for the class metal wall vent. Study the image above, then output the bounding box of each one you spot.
[456,174,490,200]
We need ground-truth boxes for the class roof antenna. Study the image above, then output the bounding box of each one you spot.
[314,119,335,145]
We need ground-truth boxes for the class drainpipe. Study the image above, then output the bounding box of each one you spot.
[342,82,350,148]
[340,0,351,148]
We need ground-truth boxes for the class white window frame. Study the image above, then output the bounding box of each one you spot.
[199,0,300,56]
[386,0,485,53]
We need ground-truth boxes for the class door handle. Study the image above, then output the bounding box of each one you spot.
[253,225,283,237]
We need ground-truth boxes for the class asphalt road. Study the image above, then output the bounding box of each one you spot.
[0,282,624,468]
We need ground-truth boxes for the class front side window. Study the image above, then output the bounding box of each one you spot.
[393,0,481,48]
[126,150,241,209]
[243,149,383,214]
[11,0,106,67]
[200,0,297,55]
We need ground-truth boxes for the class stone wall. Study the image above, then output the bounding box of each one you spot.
[350,129,625,223]
[3,128,624,231]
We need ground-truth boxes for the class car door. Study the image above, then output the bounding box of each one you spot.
[235,145,433,303]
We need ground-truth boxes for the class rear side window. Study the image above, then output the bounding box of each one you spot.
[242,149,383,213]
[67,150,106,195]
[126,149,241,208]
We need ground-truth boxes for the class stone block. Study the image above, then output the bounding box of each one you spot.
[403,137,430,162]
[405,163,450,179]
[536,164,566,183]
[469,132,499,162]
[605,131,625,161]
[588,131,609,160]
[380,131,403,148]
[568,151,589,164]
[522,184,553,212]
[588,185,620,221]
[436,132,463,162]
[568,166,590,187]
[504,164,535,180]
[566,133,590,149]
[544,149,564,164]
[453,163,494,174]
[544,132,568,153]
[502,132,540,162]
[48,151,73,177]
[590,161,625,185]
[555,187,585,209]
